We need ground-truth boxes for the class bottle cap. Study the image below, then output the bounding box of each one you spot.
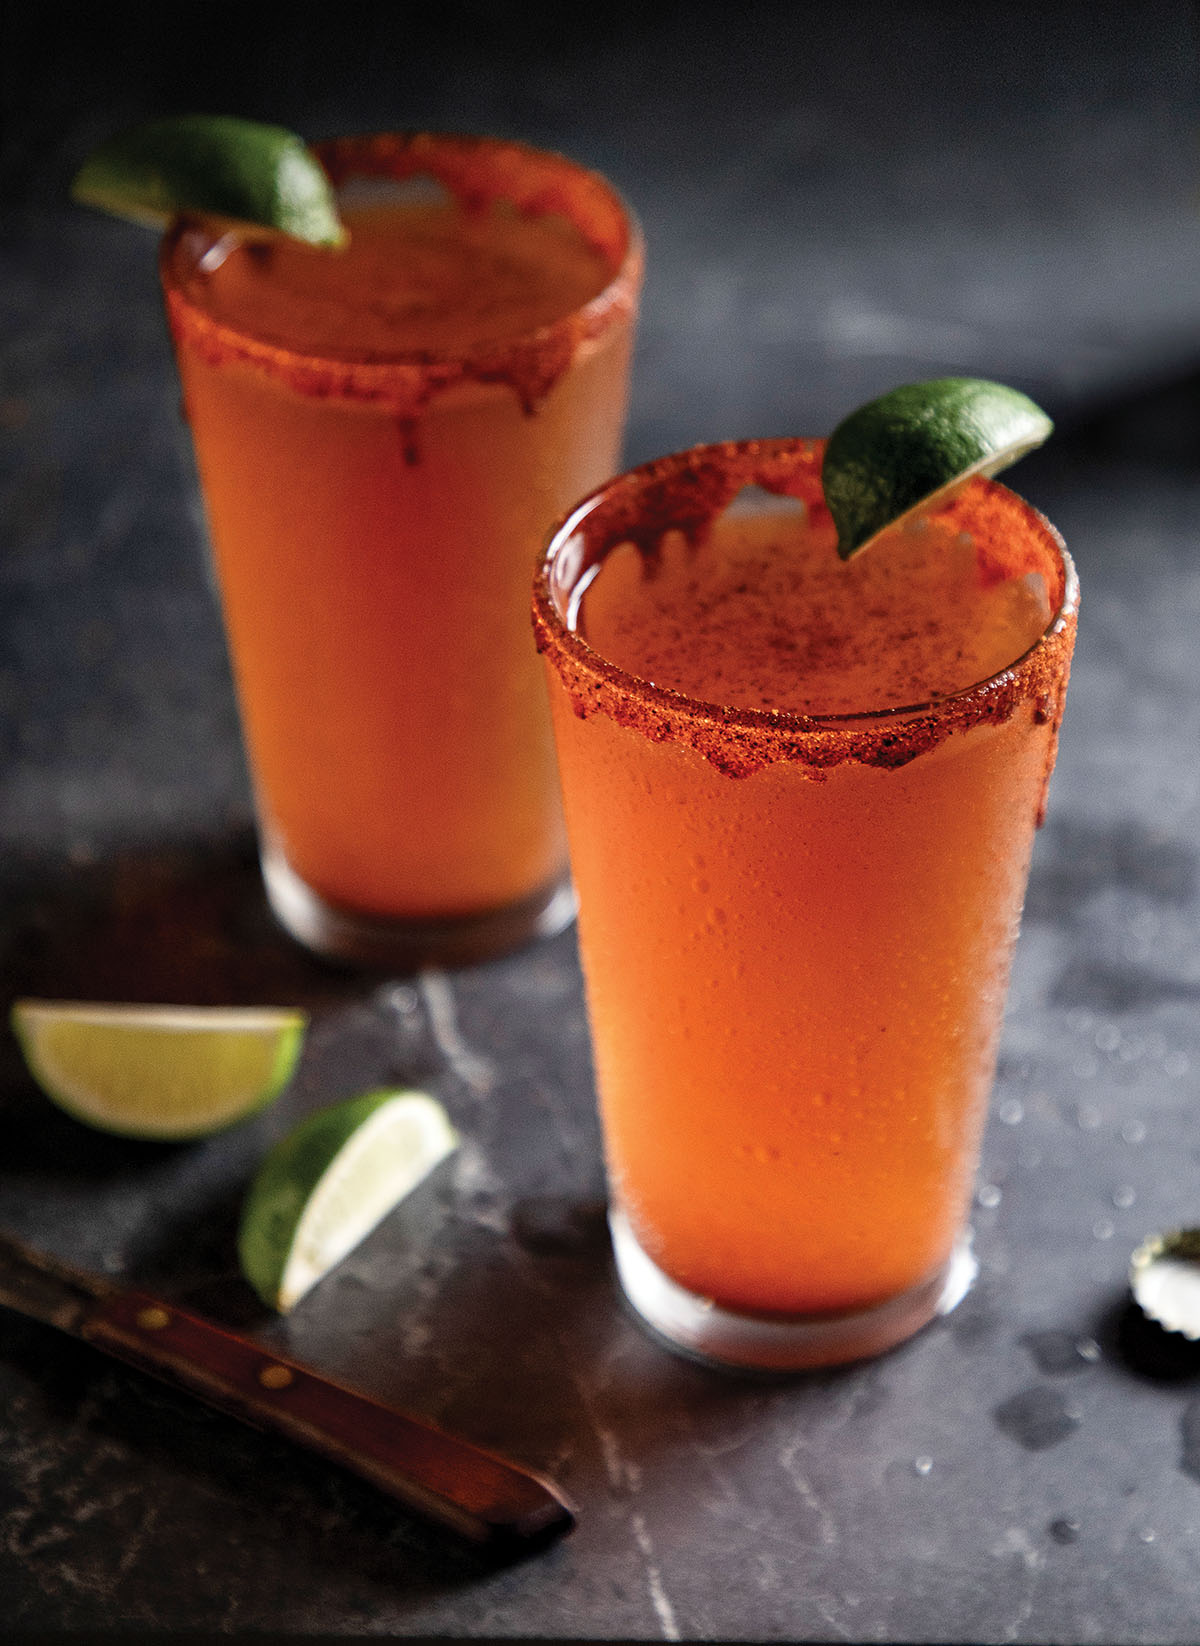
[1129,1229,1200,1339]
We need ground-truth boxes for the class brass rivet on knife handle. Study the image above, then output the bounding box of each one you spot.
[79,1287,574,1547]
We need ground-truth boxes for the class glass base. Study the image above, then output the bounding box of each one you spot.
[262,842,576,970]
[609,1207,978,1372]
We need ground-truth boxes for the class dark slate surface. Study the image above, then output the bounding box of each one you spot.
[4,2,1200,1639]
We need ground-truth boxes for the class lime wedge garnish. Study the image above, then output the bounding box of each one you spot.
[238,1089,459,1312]
[10,1000,307,1140]
[70,115,346,247]
[822,377,1053,560]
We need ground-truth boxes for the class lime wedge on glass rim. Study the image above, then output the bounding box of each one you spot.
[822,377,1053,560]
[238,1089,459,1313]
[70,114,346,247]
[10,999,307,1140]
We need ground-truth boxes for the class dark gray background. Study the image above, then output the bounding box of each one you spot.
[3,2,1200,1639]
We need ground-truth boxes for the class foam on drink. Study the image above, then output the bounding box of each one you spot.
[576,501,1054,716]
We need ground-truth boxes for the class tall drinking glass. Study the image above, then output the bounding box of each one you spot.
[533,438,1077,1370]
[161,133,641,968]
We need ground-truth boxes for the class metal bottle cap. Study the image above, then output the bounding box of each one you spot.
[1129,1229,1200,1339]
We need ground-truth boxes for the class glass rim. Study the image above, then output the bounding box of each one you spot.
[159,128,643,386]
[533,435,1079,737]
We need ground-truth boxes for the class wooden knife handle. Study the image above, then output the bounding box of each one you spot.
[81,1287,574,1548]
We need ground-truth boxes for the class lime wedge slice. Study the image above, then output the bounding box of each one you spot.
[10,1000,307,1140]
[822,377,1053,560]
[70,115,346,247]
[238,1089,459,1312]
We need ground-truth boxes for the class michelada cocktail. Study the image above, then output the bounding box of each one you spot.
[534,432,1077,1369]
[161,133,641,966]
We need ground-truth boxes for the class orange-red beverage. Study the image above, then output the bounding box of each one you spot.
[162,134,641,966]
[533,439,1077,1368]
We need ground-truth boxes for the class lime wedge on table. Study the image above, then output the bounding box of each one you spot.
[822,378,1053,560]
[238,1089,459,1312]
[70,115,346,247]
[10,1000,307,1140]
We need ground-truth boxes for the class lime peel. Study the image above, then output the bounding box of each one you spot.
[71,115,346,248]
[822,377,1053,560]
[238,1089,459,1312]
[10,1000,307,1140]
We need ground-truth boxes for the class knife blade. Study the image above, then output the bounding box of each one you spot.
[0,1228,574,1549]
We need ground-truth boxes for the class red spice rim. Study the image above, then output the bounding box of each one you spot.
[532,436,1079,734]
[159,130,643,384]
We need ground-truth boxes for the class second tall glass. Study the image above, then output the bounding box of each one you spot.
[162,133,642,967]
[534,438,1078,1370]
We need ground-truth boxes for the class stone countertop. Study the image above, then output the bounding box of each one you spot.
[3,3,1200,1640]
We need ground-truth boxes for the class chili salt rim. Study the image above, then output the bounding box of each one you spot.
[532,437,1079,779]
[159,130,643,418]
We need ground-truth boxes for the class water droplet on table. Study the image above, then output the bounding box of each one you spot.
[1049,1517,1081,1545]
[510,1196,609,1256]
[1021,1330,1102,1376]
[994,1385,1082,1451]
[1179,1400,1200,1481]
[382,983,419,1015]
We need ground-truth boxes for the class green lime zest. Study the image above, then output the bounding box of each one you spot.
[70,115,346,247]
[238,1088,459,1312]
[822,377,1053,560]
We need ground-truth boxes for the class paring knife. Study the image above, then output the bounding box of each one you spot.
[0,1228,574,1549]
